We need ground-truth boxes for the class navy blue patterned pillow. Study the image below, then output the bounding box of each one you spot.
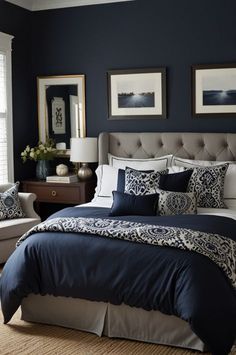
[117,168,154,193]
[159,170,193,192]
[109,191,159,216]
[0,182,25,220]
[124,167,168,195]
[187,164,228,208]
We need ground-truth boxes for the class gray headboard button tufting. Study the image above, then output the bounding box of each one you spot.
[98,132,236,165]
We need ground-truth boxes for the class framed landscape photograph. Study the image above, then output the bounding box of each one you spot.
[192,64,236,116]
[107,68,166,119]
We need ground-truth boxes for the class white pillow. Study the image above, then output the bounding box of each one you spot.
[108,153,173,171]
[168,166,186,174]
[224,199,236,210]
[94,165,119,198]
[171,156,236,199]
[172,156,233,168]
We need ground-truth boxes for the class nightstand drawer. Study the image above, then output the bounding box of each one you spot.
[21,179,96,220]
[22,180,96,205]
[29,184,81,204]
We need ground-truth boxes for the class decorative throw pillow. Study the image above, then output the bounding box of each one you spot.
[158,189,197,216]
[159,170,193,192]
[187,164,229,208]
[124,167,168,195]
[0,182,25,221]
[109,191,159,216]
[117,168,154,193]
[171,156,236,200]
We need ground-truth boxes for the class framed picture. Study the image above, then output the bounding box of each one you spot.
[51,97,66,134]
[192,64,236,116]
[107,68,166,119]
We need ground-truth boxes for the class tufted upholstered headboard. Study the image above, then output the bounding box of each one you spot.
[98,132,236,165]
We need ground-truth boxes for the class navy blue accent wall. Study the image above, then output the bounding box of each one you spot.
[1,0,236,179]
[0,1,36,180]
[31,0,236,137]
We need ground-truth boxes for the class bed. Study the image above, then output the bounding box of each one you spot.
[1,132,236,355]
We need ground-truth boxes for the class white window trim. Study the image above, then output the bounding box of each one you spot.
[0,32,14,182]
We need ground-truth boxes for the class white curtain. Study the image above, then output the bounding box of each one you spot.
[0,32,14,183]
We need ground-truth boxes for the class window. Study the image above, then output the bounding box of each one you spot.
[0,32,14,183]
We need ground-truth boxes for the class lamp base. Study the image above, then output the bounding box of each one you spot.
[77,163,93,180]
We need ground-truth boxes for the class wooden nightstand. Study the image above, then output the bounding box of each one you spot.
[21,179,96,219]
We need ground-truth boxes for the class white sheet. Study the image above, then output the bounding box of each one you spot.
[197,207,236,220]
[79,197,236,220]
[80,196,113,209]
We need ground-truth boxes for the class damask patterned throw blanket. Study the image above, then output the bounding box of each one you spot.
[17,216,236,290]
[1,207,236,355]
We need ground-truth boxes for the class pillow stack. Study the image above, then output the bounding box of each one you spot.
[110,166,195,217]
[94,154,172,199]
[95,152,230,217]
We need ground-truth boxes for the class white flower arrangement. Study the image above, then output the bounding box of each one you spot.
[21,139,57,163]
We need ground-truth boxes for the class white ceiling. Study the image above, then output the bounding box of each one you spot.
[5,0,133,11]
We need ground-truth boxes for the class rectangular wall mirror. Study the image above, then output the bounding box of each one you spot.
[37,75,86,156]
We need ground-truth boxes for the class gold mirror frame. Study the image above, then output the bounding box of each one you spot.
[37,75,86,157]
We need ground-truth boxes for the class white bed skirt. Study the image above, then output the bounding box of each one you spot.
[21,294,207,352]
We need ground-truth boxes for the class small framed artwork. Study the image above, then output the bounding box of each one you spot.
[107,68,166,119]
[192,64,236,116]
[51,97,66,134]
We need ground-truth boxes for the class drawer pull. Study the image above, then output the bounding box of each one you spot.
[51,190,57,197]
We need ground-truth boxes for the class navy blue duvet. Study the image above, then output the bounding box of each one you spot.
[1,207,236,355]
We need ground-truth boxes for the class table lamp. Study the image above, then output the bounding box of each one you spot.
[70,137,98,180]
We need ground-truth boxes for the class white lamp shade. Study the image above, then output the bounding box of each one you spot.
[70,137,98,163]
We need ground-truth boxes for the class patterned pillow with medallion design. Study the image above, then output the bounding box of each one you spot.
[187,164,229,208]
[0,182,25,220]
[158,189,197,216]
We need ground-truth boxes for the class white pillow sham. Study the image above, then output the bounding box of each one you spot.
[171,156,236,199]
[168,166,186,173]
[224,199,236,210]
[108,153,173,171]
[172,156,233,168]
[94,165,119,198]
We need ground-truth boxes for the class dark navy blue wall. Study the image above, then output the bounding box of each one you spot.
[0,1,36,180]
[1,0,236,179]
[31,0,236,137]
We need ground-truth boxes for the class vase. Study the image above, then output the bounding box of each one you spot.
[36,160,51,180]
